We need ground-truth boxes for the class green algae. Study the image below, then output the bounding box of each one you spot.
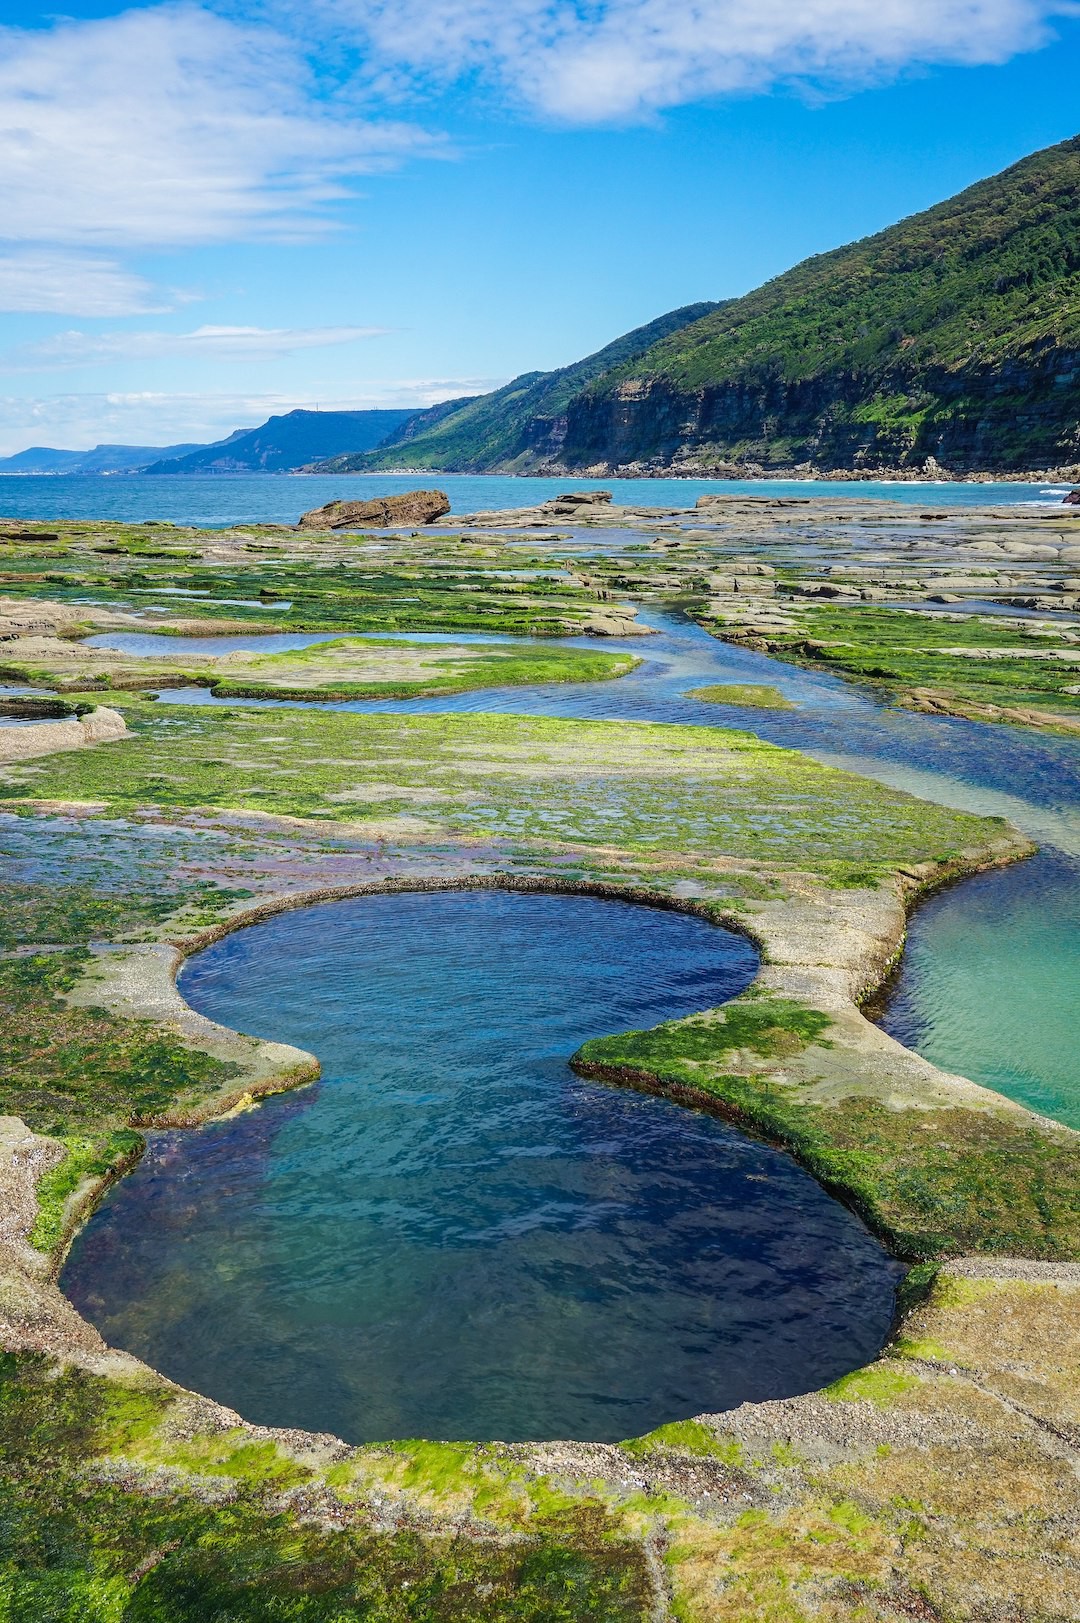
[574,1000,1080,1261]
[0,952,239,1140]
[823,1364,921,1408]
[576,997,833,1072]
[710,602,1080,726]
[0,704,1005,876]
[0,881,196,951]
[29,1130,144,1253]
[622,1420,744,1466]
[0,530,623,639]
[685,684,796,709]
[206,638,639,702]
[0,1354,655,1623]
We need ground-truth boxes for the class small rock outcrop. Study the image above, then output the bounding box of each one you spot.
[297,491,451,530]
[0,705,127,763]
[1064,489,1080,505]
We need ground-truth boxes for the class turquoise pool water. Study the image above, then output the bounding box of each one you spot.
[62,891,902,1443]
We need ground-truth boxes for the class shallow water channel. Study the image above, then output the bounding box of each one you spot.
[63,890,903,1442]
[131,605,1080,1125]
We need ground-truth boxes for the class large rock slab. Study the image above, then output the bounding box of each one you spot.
[0,705,126,763]
[297,491,450,530]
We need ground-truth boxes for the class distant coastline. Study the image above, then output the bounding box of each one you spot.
[0,464,1076,484]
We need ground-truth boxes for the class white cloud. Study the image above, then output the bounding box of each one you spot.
[0,380,507,456]
[0,253,176,317]
[4,324,389,369]
[326,0,1075,120]
[0,4,437,251]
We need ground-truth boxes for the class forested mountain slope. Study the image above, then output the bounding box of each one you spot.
[318,137,1078,476]
[313,304,719,473]
[564,135,1080,473]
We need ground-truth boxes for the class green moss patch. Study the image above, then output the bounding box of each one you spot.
[713,603,1080,726]
[0,880,190,951]
[0,541,621,639]
[0,704,1007,876]
[685,683,796,709]
[208,637,639,702]
[622,1419,744,1465]
[0,1354,654,1623]
[29,1129,143,1253]
[0,951,239,1139]
[574,1002,1080,1260]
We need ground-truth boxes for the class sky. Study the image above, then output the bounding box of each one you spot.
[0,0,1077,455]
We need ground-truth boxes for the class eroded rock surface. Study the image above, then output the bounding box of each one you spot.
[0,705,126,762]
[297,490,451,529]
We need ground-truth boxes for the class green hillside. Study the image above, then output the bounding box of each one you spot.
[312,303,719,473]
[565,135,1080,472]
[313,137,1079,476]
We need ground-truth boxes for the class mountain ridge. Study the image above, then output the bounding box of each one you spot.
[142,409,418,474]
[315,136,1080,477]
[0,441,208,475]
[310,305,721,474]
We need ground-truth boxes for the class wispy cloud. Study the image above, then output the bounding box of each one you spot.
[326,0,1076,120]
[0,0,1069,323]
[0,380,506,456]
[4,324,390,370]
[0,3,438,280]
[0,253,179,318]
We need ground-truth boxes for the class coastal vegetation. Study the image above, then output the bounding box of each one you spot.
[323,136,1080,475]
[704,602,1080,730]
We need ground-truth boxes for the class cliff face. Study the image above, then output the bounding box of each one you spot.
[562,136,1080,474]
[560,344,1080,473]
[305,136,1079,478]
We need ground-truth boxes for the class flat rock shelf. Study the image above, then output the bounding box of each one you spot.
[62,890,903,1443]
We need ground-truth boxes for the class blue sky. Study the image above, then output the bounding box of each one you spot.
[0,0,1077,453]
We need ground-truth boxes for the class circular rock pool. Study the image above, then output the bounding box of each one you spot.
[63,890,903,1442]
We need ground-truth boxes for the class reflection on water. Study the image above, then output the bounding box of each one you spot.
[62,891,901,1443]
[86,630,340,657]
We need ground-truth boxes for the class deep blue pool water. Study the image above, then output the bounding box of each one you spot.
[62,890,903,1443]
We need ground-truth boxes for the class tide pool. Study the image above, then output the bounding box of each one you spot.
[62,890,901,1443]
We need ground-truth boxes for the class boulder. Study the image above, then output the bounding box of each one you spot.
[297,491,451,530]
[1063,489,1080,505]
[552,490,613,506]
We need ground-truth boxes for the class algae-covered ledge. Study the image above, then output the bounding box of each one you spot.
[2,700,1078,1621]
